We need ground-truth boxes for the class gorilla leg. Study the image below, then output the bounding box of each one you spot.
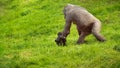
[92,23,106,42]
[77,26,81,35]
[92,32,106,42]
[77,32,90,44]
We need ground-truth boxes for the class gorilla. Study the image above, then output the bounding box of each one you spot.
[55,4,106,46]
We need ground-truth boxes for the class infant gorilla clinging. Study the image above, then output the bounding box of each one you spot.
[55,4,106,46]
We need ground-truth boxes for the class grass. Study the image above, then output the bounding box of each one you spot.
[0,0,120,68]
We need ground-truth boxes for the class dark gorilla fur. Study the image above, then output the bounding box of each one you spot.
[55,32,66,46]
[55,4,106,46]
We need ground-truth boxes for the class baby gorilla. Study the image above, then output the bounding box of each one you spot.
[55,32,66,46]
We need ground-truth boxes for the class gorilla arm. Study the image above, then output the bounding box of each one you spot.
[62,16,72,37]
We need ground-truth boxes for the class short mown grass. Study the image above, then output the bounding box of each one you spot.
[0,0,120,68]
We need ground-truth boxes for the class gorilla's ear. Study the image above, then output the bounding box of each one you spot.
[58,32,62,35]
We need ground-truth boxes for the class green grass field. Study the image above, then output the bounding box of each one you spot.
[0,0,120,68]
